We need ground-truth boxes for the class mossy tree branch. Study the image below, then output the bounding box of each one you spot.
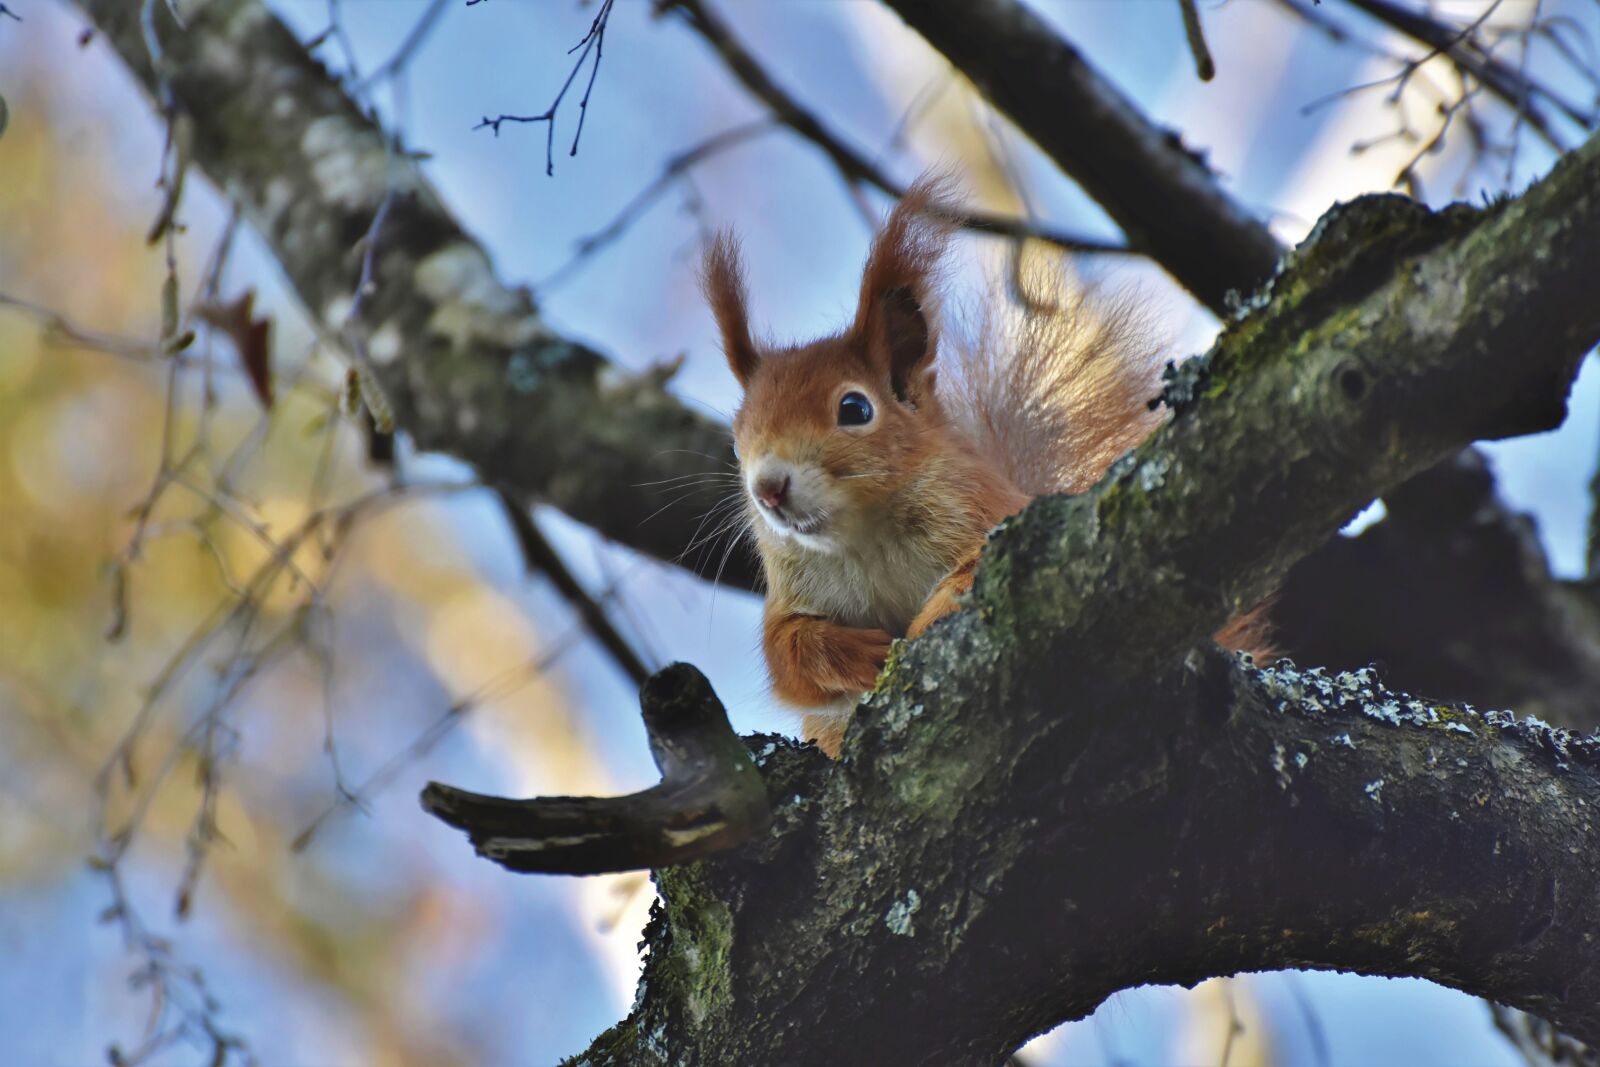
[461,136,1600,1062]
[565,650,1600,1064]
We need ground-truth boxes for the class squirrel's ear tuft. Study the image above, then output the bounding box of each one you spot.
[854,174,957,404]
[702,232,760,388]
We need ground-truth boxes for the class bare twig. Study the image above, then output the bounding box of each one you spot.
[475,0,615,176]
[1284,0,1600,198]
[1343,0,1591,135]
[339,186,397,434]
[1280,972,1332,1067]
[318,0,363,82]
[292,618,587,853]
[0,290,162,361]
[1298,1,1551,195]
[422,663,771,874]
[539,119,778,291]
[354,0,449,93]
[1277,0,1354,44]
[1218,979,1245,1067]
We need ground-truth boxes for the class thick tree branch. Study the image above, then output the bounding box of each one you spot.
[75,0,764,589]
[1278,449,1600,731]
[557,649,1600,1064]
[880,0,1285,316]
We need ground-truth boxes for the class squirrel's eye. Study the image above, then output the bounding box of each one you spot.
[837,391,874,427]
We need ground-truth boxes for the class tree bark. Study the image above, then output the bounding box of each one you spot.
[565,650,1600,1064]
[1276,450,1600,731]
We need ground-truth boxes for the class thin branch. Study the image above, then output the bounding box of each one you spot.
[1178,0,1216,81]
[495,487,653,687]
[1280,972,1333,1067]
[1295,2,1556,197]
[879,0,1284,314]
[538,118,779,291]
[475,0,615,176]
[422,663,771,874]
[1343,0,1592,135]
[354,0,449,93]
[663,0,1129,257]
[292,619,587,853]
[1276,0,1359,46]
[1217,979,1245,1067]
[0,290,162,361]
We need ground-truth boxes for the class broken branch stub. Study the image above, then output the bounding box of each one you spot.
[420,664,772,875]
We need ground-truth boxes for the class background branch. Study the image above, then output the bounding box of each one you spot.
[1344,0,1593,140]
[495,487,653,688]
[1277,448,1600,731]
[663,0,1131,257]
[76,0,765,590]
[880,0,1286,315]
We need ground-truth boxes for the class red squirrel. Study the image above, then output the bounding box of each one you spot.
[704,177,1259,755]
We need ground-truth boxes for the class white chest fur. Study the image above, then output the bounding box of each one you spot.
[768,528,950,636]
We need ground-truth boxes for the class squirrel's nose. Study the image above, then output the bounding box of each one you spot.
[755,474,790,510]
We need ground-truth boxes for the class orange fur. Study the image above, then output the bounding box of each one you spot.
[705,176,1264,755]
[764,609,893,705]
[906,547,980,639]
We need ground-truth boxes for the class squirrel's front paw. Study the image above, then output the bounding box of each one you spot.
[908,558,978,637]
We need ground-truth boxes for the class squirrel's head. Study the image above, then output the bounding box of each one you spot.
[703,179,956,554]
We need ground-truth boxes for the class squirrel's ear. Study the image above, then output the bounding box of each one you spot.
[870,286,934,404]
[854,175,956,404]
[702,232,760,388]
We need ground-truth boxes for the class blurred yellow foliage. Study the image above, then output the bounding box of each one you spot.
[0,58,609,1067]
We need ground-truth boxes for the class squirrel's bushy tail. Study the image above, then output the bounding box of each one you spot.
[935,234,1277,662]
[942,263,1168,498]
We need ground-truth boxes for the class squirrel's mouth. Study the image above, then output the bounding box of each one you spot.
[758,501,828,538]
